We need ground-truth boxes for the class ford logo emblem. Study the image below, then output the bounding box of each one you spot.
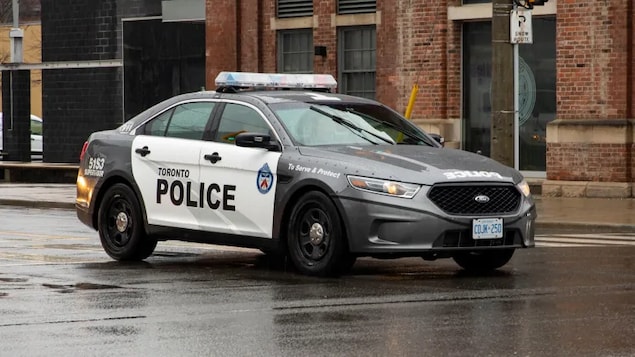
[474,195,490,203]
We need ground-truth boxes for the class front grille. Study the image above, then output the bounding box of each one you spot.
[428,184,521,215]
[433,229,522,248]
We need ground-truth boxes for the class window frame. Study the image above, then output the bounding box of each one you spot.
[277,29,314,74]
[337,25,377,99]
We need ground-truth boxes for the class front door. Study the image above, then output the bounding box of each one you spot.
[198,102,282,238]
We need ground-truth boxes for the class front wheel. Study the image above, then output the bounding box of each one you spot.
[286,191,354,277]
[98,183,157,261]
[452,249,515,272]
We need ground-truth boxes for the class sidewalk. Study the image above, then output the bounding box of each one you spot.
[1,183,635,232]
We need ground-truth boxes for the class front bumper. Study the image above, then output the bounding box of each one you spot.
[337,189,536,255]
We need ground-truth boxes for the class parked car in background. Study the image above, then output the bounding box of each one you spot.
[0,113,43,154]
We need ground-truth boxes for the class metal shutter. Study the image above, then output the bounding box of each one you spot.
[337,0,376,14]
[277,0,313,18]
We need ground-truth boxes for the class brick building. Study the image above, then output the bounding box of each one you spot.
[205,0,634,197]
[22,0,633,196]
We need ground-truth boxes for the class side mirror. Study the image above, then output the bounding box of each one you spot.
[235,132,281,151]
[428,133,445,147]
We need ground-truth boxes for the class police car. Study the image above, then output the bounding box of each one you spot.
[76,72,536,276]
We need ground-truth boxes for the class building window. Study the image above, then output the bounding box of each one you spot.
[338,26,376,99]
[277,29,313,73]
[277,0,313,18]
[337,0,376,14]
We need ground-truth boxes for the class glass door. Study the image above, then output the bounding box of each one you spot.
[462,18,556,173]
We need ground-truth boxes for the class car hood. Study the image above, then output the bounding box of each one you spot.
[298,145,523,185]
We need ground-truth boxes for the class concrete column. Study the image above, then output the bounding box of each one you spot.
[205,0,238,89]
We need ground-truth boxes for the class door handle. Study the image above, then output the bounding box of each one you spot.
[135,146,151,157]
[204,152,222,164]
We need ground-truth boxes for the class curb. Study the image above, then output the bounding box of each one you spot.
[0,199,75,210]
[536,221,635,233]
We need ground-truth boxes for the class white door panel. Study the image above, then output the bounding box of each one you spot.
[198,142,281,238]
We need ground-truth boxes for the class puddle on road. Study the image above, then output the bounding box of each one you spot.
[42,282,122,293]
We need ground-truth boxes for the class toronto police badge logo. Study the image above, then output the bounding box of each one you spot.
[257,163,274,194]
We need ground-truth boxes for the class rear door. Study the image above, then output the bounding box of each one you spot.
[131,101,216,230]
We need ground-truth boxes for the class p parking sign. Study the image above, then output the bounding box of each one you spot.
[510,9,533,44]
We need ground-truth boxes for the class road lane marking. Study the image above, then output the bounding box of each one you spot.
[535,233,635,247]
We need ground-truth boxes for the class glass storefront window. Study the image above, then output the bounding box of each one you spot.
[462,17,556,172]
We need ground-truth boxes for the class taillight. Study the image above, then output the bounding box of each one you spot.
[79,141,89,161]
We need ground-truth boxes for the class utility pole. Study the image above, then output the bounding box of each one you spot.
[10,0,23,63]
[491,0,514,167]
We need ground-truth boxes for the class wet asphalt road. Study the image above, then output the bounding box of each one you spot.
[0,207,634,356]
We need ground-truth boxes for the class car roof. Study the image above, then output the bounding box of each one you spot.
[233,90,379,105]
[120,89,382,134]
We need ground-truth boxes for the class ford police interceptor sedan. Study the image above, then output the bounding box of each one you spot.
[76,72,536,277]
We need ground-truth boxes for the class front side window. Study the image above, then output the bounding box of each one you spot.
[214,103,272,144]
[30,118,42,136]
[278,29,314,74]
[144,102,215,140]
[338,26,376,99]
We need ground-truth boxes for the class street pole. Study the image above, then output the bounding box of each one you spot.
[10,0,23,63]
[491,0,514,167]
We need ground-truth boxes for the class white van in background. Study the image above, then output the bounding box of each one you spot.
[0,113,43,154]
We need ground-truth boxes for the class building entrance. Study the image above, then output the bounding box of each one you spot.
[462,18,556,173]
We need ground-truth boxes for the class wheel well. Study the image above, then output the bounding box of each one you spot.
[91,176,142,229]
[279,184,350,249]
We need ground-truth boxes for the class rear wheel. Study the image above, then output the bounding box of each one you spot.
[98,183,157,261]
[452,249,515,272]
[286,191,354,277]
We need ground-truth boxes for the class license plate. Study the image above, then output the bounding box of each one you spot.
[472,218,503,239]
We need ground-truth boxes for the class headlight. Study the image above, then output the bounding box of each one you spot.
[347,175,420,198]
[517,179,531,197]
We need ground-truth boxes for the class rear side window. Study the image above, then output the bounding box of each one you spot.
[144,102,215,140]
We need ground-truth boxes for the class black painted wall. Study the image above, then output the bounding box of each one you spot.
[1,70,31,162]
[40,0,162,163]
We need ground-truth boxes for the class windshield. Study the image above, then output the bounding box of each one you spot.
[271,102,435,147]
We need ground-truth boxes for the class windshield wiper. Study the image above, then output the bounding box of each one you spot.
[309,105,394,145]
[343,107,434,146]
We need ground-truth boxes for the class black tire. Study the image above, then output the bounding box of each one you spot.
[98,183,157,261]
[452,249,515,272]
[286,191,354,277]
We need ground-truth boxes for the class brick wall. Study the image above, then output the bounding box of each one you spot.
[205,0,237,89]
[204,0,461,121]
[556,1,630,119]
[547,0,633,185]
[313,0,337,79]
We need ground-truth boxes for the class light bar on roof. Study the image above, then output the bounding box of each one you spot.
[215,71,337,90]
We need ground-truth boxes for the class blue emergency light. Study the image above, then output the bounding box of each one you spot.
[215,72,338,91]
